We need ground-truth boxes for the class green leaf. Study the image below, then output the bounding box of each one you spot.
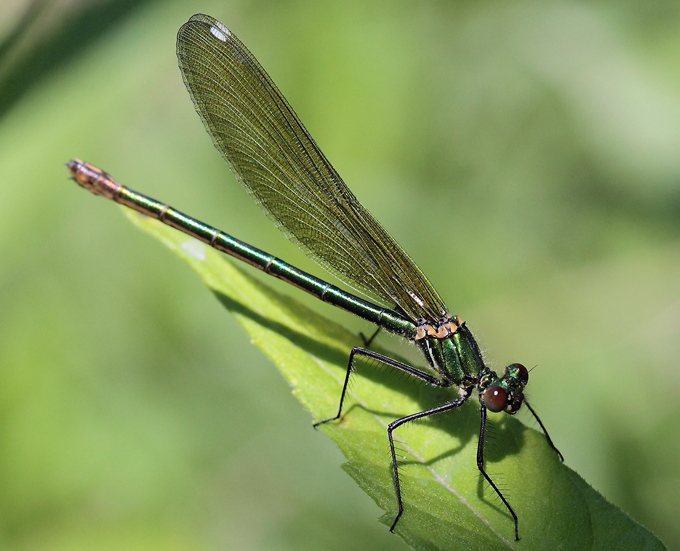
[124,208,667,551]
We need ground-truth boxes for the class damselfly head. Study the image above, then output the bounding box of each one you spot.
[480,362,529,414]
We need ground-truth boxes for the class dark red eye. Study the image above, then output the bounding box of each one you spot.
[482,386,507,412]
[512,363,529,385]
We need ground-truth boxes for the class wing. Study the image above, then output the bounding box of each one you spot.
[176,14,447,324]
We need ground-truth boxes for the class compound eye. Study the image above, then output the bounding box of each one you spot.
[482,386,507,413]
[511,363,529,386]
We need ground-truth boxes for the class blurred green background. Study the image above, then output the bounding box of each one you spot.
[1,0,679,549]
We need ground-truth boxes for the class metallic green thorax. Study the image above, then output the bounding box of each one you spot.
[418,323,484,385]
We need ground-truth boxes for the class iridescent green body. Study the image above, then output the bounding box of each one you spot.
[68,161,526,413]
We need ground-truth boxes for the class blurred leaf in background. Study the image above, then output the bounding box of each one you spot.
[0,0,678,550]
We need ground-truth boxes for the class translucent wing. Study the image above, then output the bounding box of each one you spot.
[176,14,447,324]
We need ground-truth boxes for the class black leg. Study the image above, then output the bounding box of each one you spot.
[313,347,442,428]
[359,327,381,347]
[524,400,563,462]
[387,396,469,532]
[477,405,520,540]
